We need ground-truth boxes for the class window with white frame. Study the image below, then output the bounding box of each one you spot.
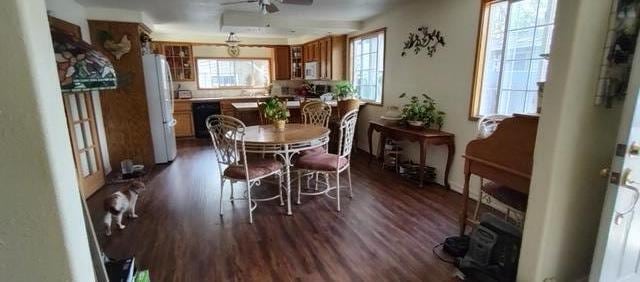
[350,29,386,104]
[196,58,270,89]
[471,0,557,117]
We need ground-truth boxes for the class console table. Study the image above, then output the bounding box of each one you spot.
[367,120,455,188]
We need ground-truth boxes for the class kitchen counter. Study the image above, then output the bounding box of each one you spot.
[175,95,297,103]
[232,100,366,112]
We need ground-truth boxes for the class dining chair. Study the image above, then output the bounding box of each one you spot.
[257,101,269,125]
[302,101,332,127]
[206,115,284,223]
[294,109,359,211]
[300,101,332,154]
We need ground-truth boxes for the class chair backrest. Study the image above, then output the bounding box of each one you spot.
[338,109,359,159]
[206,115,248,169]
[257,101,269,125]
[302,101,332,128]
[477,114,511,139]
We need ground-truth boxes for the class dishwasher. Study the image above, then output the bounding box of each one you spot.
[192,102,221,138]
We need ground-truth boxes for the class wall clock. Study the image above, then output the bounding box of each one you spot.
[228,46,240,57]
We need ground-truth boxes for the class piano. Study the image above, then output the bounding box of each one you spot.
[460,114,539,235]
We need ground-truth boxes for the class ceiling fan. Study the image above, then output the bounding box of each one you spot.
[220,0,313,15]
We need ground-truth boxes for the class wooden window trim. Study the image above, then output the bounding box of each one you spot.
[348,27,387,106]
[195,57,272,90]
[469,0,502,121]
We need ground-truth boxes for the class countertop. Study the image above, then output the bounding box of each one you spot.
[232,100,367,111]
[175,95,297,103]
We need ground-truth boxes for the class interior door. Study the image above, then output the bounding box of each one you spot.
[591,33,640,281]
[63,92,105,197]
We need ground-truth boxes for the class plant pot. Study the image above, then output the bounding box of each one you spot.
[407,120,425,127]
[337,99,360,117]
[273,120,286,131]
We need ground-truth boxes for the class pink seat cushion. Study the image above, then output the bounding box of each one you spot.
[295,153,348,171]
[299,147,327,156]
[224,159,282,180]
[482,182,528,211]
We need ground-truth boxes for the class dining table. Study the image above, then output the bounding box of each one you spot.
[232,123,331,215]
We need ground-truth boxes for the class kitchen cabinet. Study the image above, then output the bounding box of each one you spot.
[161,43,194,81]
[273,46,291,81]
[174,101,195,138]
[302,35,347,80]
[291,46,304,79]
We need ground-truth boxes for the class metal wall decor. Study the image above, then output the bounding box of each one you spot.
[401,26,446,57]
[595,0,640,107]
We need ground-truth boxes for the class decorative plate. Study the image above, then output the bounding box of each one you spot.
[228,46,240,57]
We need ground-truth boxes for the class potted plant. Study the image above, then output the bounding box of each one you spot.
[399,93,446,129]
[333,81,360,116]
[262,97,290,131]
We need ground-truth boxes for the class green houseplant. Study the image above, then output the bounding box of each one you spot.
[333,81,358,101]
[399,93,445,129]
[262,97,290,130]
[333,81,360,117]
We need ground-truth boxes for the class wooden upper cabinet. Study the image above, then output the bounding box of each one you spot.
[300,35,346,80]
[330,35,347,81]
[273,46,291,80]
[161,43,194,81]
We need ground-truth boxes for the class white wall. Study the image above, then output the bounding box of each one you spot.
[0,0,94,280]
[518,0,623,280]
[46,0,112,174]
[352,0,481,192]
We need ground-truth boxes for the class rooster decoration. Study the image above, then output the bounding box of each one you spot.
[99,31,131,60]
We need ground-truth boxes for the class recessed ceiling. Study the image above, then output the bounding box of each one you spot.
[75,0,414,39]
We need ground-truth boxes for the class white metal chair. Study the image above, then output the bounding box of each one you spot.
[300,101,332,189]
[206,115,284,223]
[302,101,332,128]
[294,109,359,211]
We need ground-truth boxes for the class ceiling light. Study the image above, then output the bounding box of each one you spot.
[225,32,240,47]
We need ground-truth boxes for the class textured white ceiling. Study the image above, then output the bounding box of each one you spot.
[75,0,414,38]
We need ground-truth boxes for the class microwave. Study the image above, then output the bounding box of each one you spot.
[305,61,318,80]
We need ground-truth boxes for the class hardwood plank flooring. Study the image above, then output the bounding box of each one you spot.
[88,139,465,281]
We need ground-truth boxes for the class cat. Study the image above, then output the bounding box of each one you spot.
[103,181,145,236]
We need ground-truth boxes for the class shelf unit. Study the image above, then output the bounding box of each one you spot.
[291,45,304,79]
[163,44,194,81]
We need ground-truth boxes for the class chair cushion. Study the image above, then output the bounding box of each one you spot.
[295,153,348,171]
[299,147,327,156]
[224,159,282,180]
[482,182,528,211]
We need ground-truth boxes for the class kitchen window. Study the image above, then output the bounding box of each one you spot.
[470,0,557,118]
[196,58,271,89]
[350,28,386,104]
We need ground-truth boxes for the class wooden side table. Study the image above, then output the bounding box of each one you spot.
[367,120,455,188]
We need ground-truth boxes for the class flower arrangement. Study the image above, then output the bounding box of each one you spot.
[333,81,358,101]
[262,97,290,130]
[399,93,445,129]
[295,82,313,98]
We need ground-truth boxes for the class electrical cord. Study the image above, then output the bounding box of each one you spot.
[432,242,456,265]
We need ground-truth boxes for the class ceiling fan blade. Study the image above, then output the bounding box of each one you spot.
[220,0,258,6]
[279,0,313,5]
[265,3,280,13]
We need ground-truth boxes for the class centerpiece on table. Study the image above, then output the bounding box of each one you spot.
[262,97,290,131]
[399,93,445,130]
[333,81,360,116]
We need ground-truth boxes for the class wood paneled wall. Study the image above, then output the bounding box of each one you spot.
[88,20,154,171]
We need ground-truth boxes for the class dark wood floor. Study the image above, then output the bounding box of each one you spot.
[88,139,465,281]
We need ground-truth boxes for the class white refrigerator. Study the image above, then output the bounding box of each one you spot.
[142,54,177,164]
